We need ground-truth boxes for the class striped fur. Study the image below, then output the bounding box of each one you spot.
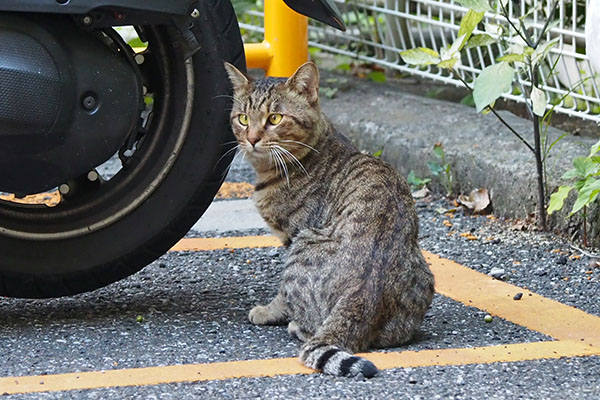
[224,62,435,378]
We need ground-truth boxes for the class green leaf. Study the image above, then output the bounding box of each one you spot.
[574,157,599,179]
[530,86,546,117]
[438,34,466,68]
[437,57,459,69]
[570,179,600,215]
[562,159,586,180]
[400,48,441,66]
[367,71,386,83]
[455,0,493,12]
[433,143,445,159]
[322,87,338,99]
[407,171,431,188]
[372,149,383,158]
[497,53,525,63]
[546,133,568,155]
[547,185,572,215]
[428,161,443,176]
[460,93,476,107]
[458,10,485,46]
[335,63,351,71]
[590,140,600,156]
[465,34,497,49]
[531,37,560,67]
[473,62,515,113]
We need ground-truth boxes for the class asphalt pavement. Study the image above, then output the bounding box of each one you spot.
[1,154,600,399]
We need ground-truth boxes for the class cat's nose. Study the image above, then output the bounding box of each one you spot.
[248,135,260,146]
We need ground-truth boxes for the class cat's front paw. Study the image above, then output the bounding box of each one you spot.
[249,305,276,325]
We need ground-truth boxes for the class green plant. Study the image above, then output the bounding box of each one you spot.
[427,143,454,197]
[548,140,600,246]
[407,171,431,191]
[400,0,565,230]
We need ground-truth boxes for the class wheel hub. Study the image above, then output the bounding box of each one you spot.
[0,14,142,194]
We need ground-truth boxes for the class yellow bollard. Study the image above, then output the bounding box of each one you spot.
[244,0,308,77]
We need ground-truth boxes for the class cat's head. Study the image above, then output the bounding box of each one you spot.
[223,62,323,165]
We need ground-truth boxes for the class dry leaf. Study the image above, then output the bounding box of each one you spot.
[458,188,491,213]
[459,232,478,240]
[412,186,430,199]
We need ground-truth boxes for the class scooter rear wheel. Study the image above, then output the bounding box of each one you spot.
[0,0,245,297]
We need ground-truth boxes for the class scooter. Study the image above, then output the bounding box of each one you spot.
[0,0,344,298]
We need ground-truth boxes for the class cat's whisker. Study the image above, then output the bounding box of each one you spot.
[213,94,245,107]
[267,148,280,180]
[280,140,320,154]
[273,145,309,177]
[215,144,240,166]
[214,144,242,177]
[270,147,290,187]
[221,140,240,147]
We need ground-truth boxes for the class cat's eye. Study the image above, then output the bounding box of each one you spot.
[238,114,249,126]
[268,113,283,125]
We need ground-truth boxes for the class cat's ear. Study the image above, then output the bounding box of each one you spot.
[224,62,253,92]
[286,62,320,104]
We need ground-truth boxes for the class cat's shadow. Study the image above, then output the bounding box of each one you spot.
[0,277,275,327]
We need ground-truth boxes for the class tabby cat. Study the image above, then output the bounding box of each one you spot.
[224,61,435,378]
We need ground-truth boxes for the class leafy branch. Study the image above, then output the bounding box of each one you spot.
[399,0,563,230]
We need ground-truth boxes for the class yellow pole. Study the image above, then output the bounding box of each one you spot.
[244,0,308,77]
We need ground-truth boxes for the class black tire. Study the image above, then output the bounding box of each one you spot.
[0,0,245,298]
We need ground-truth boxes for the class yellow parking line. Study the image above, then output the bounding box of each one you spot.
[426,252,600,348]
[1,341,598,395]
[170,236,281,251]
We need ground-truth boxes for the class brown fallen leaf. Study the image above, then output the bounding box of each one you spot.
[412,186,430,199]
[443,220,453,227]
[459,232,478,240]
[458,188,491,214]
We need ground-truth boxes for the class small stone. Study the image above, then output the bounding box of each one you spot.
[408,378,417,384]
[489,267,506,280]
[491,238,502,245]
[513,292,523,301]
[557,256,568,265]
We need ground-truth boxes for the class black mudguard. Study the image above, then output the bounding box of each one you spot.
[0,0,196,15]
[0,0,346,30]
[282,0,345,31]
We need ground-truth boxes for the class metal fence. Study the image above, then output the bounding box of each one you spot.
[239,0,600,123]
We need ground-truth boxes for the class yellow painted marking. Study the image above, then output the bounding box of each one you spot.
[170,236,281,252]
[3,235,600,395]
[426,252,600,348]
[1,341,599,395]
[364,340,600,369]
[215,182,254,200]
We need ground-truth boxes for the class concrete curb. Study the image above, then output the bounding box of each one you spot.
[319,71,599,244]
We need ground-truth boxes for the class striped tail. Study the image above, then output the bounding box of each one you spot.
[300,342,379,378]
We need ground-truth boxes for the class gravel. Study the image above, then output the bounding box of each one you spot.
[415,197,600,317]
